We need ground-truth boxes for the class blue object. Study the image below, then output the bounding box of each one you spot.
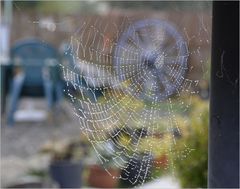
[50,161,83,188]
[60,43,104,103]
[114,19,189,102]
[7,39,63,126]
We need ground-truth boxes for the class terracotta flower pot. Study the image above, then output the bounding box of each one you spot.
[88,165,120,188]
[153,154,168,168]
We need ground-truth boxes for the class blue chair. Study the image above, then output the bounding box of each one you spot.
[7,39,63,126]
[60,43,103,103]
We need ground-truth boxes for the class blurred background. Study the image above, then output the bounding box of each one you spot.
[1,1,211,188]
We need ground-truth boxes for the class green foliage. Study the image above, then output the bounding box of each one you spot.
[27,169,48,179]
[40,135,90,162]
[172,97,209,188]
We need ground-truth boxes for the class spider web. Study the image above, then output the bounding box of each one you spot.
[59,10,210,186]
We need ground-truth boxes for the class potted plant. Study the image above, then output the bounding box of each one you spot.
[41,136,90,188]
[88,164,120,188]
[171,96,209,188]
[108,127,154,187]
[87,140,121,188]
[120,151,153,187]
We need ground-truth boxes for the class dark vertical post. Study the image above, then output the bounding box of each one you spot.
[209,1,239,188]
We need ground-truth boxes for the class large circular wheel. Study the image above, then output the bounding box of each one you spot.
[114,19,189,102]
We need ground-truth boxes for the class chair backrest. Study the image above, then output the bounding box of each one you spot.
[60,43,104,101]
[11,39,60,86]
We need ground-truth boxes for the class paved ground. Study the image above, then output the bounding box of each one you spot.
[1,98,81,187]
[1,98,180,188]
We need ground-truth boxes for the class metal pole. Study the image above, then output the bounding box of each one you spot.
[209,1,239,188]
[1,0,12,114]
